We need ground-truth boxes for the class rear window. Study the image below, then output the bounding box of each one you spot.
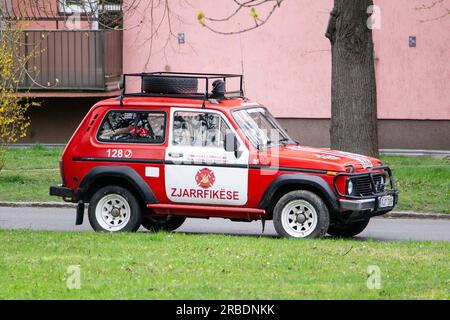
[97,110,166,144]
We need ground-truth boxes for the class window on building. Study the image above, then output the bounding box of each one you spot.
[172,111,229,148]
[58,0,123,13]
[98,111,166,144]
[58,0,87,14]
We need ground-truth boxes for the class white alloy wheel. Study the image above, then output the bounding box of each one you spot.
[280,199,318,238]
[95,194,131,232]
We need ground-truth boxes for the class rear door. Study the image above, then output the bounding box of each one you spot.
[165,108,249,206]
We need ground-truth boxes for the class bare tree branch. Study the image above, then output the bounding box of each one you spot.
[415,0,445,10]
[415,0,450,23]
[200,0,284,35]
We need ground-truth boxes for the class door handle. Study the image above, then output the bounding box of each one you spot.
[169,152,184,158]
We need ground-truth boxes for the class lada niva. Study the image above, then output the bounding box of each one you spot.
[50,72,398,238]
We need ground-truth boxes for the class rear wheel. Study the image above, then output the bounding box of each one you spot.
[273,190,330,239]
[327,219,370,238]
[141,215,186,232]
[88,185,142,232]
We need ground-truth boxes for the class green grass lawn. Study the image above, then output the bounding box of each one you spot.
[0,229,448,300]
[0,146,63,202]
[0,146,449,213]
[381,156,450,214]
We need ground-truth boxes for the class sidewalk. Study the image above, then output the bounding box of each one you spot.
[0,202,448,220]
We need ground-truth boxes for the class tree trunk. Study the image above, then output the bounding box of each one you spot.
[326,0,379,158]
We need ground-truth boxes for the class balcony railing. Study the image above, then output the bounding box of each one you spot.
[19,30,123,91]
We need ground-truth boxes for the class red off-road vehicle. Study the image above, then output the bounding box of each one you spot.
[50,72,398,238]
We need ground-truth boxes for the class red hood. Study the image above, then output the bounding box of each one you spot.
[263,145,381,172]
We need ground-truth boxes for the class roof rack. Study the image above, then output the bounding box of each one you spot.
[118,72,244,107]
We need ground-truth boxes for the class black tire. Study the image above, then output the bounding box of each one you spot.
[141,215,186,232]
[142,76,198,95]
[273,190,330,239]
[88,185,142,232]
[327,219,370,238]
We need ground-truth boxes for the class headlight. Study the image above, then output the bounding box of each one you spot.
[345,165,355,173]
[347,180,354,195]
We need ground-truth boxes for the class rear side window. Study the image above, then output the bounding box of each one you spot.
[97,111,166,144]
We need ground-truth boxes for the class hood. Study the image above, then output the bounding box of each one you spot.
[265,145,381,172]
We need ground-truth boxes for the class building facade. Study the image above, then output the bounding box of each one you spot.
[7,0,450,150]
[1,0,123,142]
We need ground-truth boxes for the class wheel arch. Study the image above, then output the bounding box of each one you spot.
[258,174,340,218]
[77,166,157,205]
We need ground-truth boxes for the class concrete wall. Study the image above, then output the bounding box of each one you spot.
[279,119,450,150]
[21,98,100,144]
[22,103,450,150]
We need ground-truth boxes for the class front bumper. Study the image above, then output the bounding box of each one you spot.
[340,198,376,211]
[334,165,399,216]
[339,192,398,212]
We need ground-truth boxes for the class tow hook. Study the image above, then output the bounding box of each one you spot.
[76,201,85,225]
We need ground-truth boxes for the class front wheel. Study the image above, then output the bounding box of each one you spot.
[273,190,330,239]
[88,185,142,232]
[327,219,370,238]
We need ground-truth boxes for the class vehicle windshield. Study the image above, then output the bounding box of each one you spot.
[232,107,295,148]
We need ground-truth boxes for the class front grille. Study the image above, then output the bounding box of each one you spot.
[352,174,384,196]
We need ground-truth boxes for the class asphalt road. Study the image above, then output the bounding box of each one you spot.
[0,207,449,242]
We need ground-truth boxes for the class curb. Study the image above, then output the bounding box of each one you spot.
[0,202,77,209]
[0,202,448,220]
[381,211,450,220]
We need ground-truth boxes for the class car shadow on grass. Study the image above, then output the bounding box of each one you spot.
[171,229,388,242]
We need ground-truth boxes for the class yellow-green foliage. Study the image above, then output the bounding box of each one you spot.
[0,24,40,170]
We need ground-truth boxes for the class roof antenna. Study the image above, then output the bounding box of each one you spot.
[238,22,246,96]
[118,77,124,106]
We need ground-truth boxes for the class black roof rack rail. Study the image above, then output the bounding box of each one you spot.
[118,72,245,108]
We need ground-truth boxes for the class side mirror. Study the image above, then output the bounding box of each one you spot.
[224,132,242,158]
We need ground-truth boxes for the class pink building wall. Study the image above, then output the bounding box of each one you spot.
[123,0,450,121]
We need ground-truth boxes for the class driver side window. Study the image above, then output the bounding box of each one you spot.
[172,111,229,148]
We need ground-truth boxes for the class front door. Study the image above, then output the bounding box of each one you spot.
[165,108,249,206]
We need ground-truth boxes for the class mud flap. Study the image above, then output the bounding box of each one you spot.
[261,215,266,234]
[76,201,85,225]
